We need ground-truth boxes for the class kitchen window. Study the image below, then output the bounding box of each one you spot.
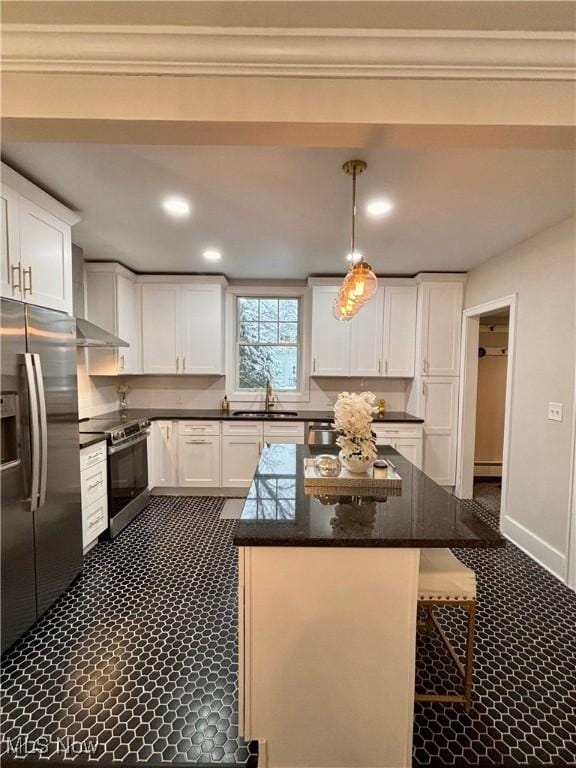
[236,296,301,391]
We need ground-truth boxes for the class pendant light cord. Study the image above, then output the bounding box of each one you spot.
[351,166,357,256]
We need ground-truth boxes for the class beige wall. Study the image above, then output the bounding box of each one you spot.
[465,216,575,570]
[475,327,509,468]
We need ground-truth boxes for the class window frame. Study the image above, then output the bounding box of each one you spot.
[226,285,311,403]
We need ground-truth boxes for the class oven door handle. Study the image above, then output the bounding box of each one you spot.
[108,431,150,455]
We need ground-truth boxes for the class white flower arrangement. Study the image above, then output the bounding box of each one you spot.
[333,391,377,464]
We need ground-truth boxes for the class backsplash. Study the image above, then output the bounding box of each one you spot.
[77,350,119,419]
[79,371,408,416]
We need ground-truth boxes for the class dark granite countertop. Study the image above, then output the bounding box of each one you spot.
[79,409,423,424]
[79,434,107,450]
[233,444,505,549]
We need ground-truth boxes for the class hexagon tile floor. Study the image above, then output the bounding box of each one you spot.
[1,496,257,766]
[1,494,576,767]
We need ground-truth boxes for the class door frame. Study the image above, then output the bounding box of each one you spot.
[455,294,517,524]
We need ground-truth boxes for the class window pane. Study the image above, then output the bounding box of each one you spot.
[259,299,278,322]
[238,345,277,389]
[269,346,298,390]
[279,299,298,322]
[239,321,258,343]
[259,322,278,344]
[238,297,259,322]
[279,322,297,344]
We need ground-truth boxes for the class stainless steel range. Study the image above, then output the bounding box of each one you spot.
[79,415,150,538]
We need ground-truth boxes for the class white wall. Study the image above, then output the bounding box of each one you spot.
[465,216,575,580]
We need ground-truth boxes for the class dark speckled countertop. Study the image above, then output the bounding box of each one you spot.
[79,408,423,425]
[233,444,505,549]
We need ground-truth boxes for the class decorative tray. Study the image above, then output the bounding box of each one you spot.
[303,458,402,495]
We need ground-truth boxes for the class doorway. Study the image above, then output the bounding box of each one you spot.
[455,294,517,527]
[472,309,510,522]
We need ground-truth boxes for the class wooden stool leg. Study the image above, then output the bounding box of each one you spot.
[464,602,476,712]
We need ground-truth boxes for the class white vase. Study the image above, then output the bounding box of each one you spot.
[339,450,373,475]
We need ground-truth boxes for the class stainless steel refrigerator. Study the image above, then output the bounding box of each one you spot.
[1,298,82,654]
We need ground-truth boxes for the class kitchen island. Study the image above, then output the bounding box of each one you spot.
[233,443,504,768]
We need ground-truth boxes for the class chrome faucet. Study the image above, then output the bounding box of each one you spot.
[265,378,275,412]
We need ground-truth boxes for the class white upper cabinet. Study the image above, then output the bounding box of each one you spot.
[419,281,463,377]
[181,284,224,375]
[1,166,79,315]
[116,273,140,374]
[382,286,417,377]
[141,281,225,375]
[311,286,350,377]
[141,284,180,374]
[349,287,384,377]
[18,198,72,314]
[86,264,141,375]
[1,184,20,300]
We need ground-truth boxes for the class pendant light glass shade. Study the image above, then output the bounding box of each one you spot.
[333,261,378,321]
[333,159,378,321]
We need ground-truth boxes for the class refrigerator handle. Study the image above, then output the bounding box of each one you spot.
[33,354,48,507]
[23,354,40,511]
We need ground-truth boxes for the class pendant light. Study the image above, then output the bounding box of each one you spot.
[333,159,378,321]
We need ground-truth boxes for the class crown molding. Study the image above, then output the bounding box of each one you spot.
[2,24,574,80]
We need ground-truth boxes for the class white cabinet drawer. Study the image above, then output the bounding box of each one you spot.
[178,421,221,436]
[372,424,423,440]
[223,421,264,437]
[263,421,305,443]
[81,463,107,507]
[82,496,108,548]
[80,441,107,471]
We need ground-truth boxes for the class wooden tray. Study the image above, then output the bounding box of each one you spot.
[303,458,402,494]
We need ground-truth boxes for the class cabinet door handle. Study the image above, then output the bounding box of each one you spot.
[23,266,33,296]
[422,358,429,374]
[378,359,382,374]
[313,357,316,373]
[176,356,180,373]
[183,357,186,372]
[258,441,261,453]
[422,381,427,397]
[11,264,21,294]
[385,359,389,375]
[119,354,124,370]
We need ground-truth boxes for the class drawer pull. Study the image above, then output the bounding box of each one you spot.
[88,516,102,528]
[87,480,103,491]
[186,439,208,444]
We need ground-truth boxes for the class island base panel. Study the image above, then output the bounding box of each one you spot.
[239,546,420,768]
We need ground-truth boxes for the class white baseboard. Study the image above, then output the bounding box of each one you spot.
[502,515,567,583]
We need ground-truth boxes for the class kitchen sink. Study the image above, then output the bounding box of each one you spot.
[232,410,299,418]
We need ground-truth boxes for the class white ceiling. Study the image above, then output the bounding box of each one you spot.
[2,143,574,279]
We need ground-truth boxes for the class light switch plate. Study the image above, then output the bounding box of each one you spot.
[548,402,563,422]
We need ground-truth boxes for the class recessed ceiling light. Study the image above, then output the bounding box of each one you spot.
[366,198,394,218]
[203,248,222,262]
[162,196,191,217]
[346,251,363,263]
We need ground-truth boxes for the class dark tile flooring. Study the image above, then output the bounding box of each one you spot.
[1,493,575,767]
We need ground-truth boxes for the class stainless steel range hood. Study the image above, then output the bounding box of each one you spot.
[76,317,129,348]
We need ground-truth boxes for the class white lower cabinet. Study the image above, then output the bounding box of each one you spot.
[421,377,459,486]
[153,421,177,487]
[80,441,108,551]
[222,422,263,488]
[373,425,423,469]
[178,435,221,487]
[263,421,305,444]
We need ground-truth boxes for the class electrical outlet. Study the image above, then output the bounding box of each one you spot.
[548,402,563,422]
